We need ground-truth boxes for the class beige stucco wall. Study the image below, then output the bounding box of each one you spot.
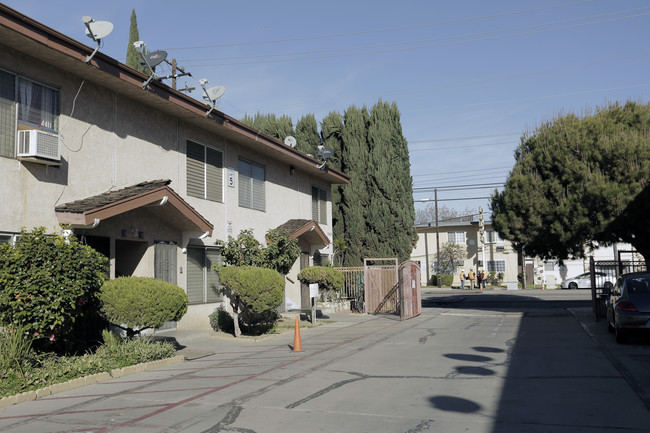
[0,43,334,330]
[411,223,519,287]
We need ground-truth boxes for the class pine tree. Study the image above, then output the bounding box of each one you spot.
[491,101,650,262]
[126,9,148,74]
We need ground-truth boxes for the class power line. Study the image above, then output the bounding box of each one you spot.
[177,9,650,67]
[410,140,517,151]
[162,1,595,51]
[412,166,511,178]
[414,182,504,191]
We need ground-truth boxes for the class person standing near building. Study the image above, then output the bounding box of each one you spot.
[468,268,476,290]
[459,269,466,290]
[477,268,486,290]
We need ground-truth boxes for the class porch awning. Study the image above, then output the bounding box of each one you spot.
[55,179,213,236]
[274,219,329,246]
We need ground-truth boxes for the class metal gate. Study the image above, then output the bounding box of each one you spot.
[364,258,399,314]
[590,255,647,320]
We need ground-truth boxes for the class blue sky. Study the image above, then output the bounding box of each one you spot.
[6,1,650,219]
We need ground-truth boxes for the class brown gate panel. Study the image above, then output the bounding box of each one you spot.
[364,258,398,314]
[399,261,421,320]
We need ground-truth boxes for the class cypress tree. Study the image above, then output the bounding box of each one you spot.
[126,9,148,74]
[365,100,417,263]
[320,112,344,240]
[295,114,321,156]
[339,105,370,265]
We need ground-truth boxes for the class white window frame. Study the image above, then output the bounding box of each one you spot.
[447,231,466,244]
[1,70,60,159]
[238,158,265,211]
[186,246,223,305]
[186,140,224,202]
[312,185,327,224]
[486,230,503,243]
[486,259,506,273]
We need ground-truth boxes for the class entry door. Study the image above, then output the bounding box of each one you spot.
[155,242,177,285]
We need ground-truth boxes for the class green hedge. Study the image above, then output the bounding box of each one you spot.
[0,227,109,352]
[100,277,188,336]
[430,274,454,287]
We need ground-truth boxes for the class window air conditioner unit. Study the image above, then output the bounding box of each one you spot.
[17,130,61,165]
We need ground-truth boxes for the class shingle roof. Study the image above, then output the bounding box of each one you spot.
[55,180,171,213]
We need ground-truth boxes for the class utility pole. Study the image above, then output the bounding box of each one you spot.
[435,188,441,288]
[165,58,194,93]
[478,206,485,272]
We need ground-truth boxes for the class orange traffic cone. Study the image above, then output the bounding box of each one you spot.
[292,316,302,352]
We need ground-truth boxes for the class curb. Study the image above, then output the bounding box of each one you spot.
[0,355,185,409]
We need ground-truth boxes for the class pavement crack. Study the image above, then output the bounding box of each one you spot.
[419,329,437,344]
[404,419,434,432]
[200,405,257,433]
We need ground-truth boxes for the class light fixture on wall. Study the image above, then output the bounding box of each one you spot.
[290,165,295,176]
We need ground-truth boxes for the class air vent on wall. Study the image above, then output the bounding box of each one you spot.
[17,130,61,165]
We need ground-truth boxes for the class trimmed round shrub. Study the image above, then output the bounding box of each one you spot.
[218,266,284,314]
[297,266,344,292]
[100,277,188,336]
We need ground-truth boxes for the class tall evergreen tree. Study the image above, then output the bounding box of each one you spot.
[126,9,148,74]
[295,114,321,156]
[320,112,344,240]
[339,105,370,265]
[240,113,294,142]
[366,100,417,262]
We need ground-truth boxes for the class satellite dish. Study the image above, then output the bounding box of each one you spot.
[318,147,333,160]
[143,50,167,69]
[83,19,113,41]
[284,136,297,148]
[82,16,113,63]
[204,85,226,102]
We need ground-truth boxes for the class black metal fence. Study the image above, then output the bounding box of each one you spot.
[591,257,647,320]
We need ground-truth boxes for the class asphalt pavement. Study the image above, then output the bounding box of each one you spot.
[0,287,649,433]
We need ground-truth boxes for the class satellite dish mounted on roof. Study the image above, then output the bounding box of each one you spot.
[284,136,297,148]
[317,145,334,169]
[82,16,114,64]
[199,79,227,117]
[134,41,171,88]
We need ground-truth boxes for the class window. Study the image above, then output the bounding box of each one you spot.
[486,230,503,243]
[447,231,466,244]
[186,140,223,202]
[238,159,265,211]
[312,185,327,224]
[486,260,506,273]
[0,70,16,158]
[186,247,222,304]
[0,70,59,159]
[18,78,59,132]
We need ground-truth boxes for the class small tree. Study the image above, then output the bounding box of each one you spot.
[435,242,466,274]
[0,227,109,352]
[217,228,300,274]
[217,266,284,337]
[99,277,188,337]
